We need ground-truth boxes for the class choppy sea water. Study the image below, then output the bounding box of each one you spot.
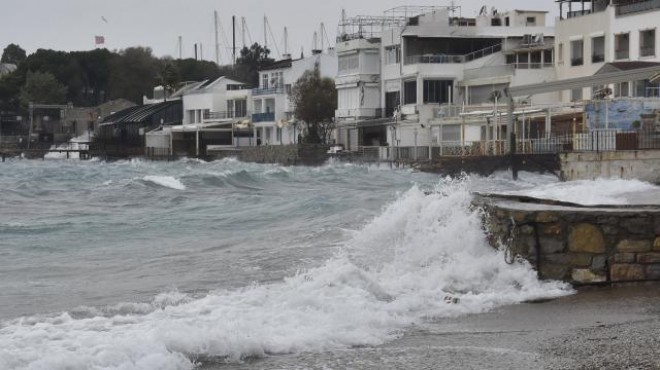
[0,158,654,369]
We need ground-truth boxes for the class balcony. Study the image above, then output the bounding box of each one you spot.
[251,87,284,96]
[252,112,275,123]
[404,44,502,65]
[204,111,248,121]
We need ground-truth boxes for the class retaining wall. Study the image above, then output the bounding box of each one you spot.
[478,196,660,285]
[560,150,660,184]
[209,144,330,166]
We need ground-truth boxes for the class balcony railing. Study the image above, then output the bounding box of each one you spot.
[404,43,502,65]
[571,57,584,66]
[512,62,555,69]
[615,49,630,60]
[640,46,656,57]
[616,0,660,16]
[592,54,605,63]
[252,87,285,96]
[204,111,248,120]
[252,112,275,122]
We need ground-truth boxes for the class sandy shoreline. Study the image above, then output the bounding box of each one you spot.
[209,283,660,369]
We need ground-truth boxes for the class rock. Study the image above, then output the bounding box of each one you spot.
[539,237,566,254]
[591,256,607,271]
[654,216,660,235]
[611,253,636,264]
[519,225,535,235]
[637,253,660,264]
[536,211,559,223]
[541,223,562,236]
[545,253,593,267]
[601,225,619,236]
[654,237,660,251]
[572,269,607,284]
[646,265,660,280]
[539,264,569,281]
[513,212,528,223]
[569,224,606,254]
[610,264,646,282]
[622,217,652,235]
[616,240,652,253]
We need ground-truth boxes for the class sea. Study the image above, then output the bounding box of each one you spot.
[0,157,657,370]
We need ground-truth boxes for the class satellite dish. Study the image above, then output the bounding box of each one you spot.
[491,7,498,16]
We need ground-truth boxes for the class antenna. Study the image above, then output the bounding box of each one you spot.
[178,36,182,59]
[284,27,289,54]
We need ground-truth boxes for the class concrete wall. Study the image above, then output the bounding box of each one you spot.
[560,150,660,183]
[210,144,330,166]
[481,197,660,285]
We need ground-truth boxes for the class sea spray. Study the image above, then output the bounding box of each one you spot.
[0,176,572,370]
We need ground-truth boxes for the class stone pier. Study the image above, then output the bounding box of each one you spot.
[476,194,660,285]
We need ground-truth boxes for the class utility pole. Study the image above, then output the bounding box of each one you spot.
[214,11,220,65]
[178,36,183,59]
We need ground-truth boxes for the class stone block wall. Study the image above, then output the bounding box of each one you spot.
[481,200,660,285]
[210,144,330,166]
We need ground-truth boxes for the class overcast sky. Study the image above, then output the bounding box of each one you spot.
[1,0,559,64]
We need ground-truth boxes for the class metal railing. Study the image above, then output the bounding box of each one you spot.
[616,0,660,16]
[571,57,584,66]
[252,87,285,96]
[252,112,276,122]
[615,49,630,60]
[640,46,656,57]
[511,62,555,70]
[592,54,605,63]
[204,111,249,120]
[405,43,502,65]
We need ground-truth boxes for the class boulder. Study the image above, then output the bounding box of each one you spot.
[569,224,606,254]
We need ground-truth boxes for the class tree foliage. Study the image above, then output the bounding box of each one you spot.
[1,44,27,65]
[157,60,181,100]
[235,43,275,87]
[19,71,67,106]
[291,65,337,144]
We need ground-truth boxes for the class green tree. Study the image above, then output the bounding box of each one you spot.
[156,60,181,101]
[235,43,274,87]
[19,71,67,106]
[108,47,159,104]
[291,65,337,144]
[175,58,222,82]
[1,44,27,65]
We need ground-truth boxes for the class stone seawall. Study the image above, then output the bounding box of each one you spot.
[560,150,660,184]
[208,144,330,166]
[477,195,660,285]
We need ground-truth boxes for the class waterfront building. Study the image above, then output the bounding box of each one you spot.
[252,50,338,146]
[334,5,559,158]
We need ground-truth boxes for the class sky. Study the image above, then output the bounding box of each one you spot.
[0,0,560,64]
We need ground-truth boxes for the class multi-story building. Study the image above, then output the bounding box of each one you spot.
[555,0,660,102]
[335,5,558,154]
[252,51,338,145]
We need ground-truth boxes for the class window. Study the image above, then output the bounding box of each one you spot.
[506,54,516,64]
[640,29,656,57]
[403,80,417,105]
[262,74,269,89]
[571,88,583,102]
[614,81,630,97]
[634,79,660,97]
[226,84,245,91]
[338,54,359,73]
[384,45,401,65]
[285,84,292,95]
[615,33,630,60]
[526,17,536,26]
[543,49,553,65]
[505,17,510,26]
[276,127,282,143]
[558,43,564,64]
[491,18,502,26]
[570,39,584,66]
[227,99,247,118]
[592,36,605,63]
[423,80,453,104]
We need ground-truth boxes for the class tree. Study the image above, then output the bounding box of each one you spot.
[19,71,67,106]
[235,43,275,87]
[108,47,159,103]
[1,44,27,65]
[156,60,180,101]
[291,65,337,144]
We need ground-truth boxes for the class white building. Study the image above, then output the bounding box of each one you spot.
[252,51,338,145]
[555,0,660,102]
[335,5,558,155]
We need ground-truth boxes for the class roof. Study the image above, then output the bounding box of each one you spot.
[595,61,660,75]
[101,100,181,125]
[260,59,294,71]
[514,9,550,13]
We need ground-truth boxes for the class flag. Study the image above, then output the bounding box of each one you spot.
[95,36,105,45]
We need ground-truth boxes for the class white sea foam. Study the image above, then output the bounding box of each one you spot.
[503,178,658,205]
[44,133,91,160]
[0,179,572,370]
[143,176,186,190]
